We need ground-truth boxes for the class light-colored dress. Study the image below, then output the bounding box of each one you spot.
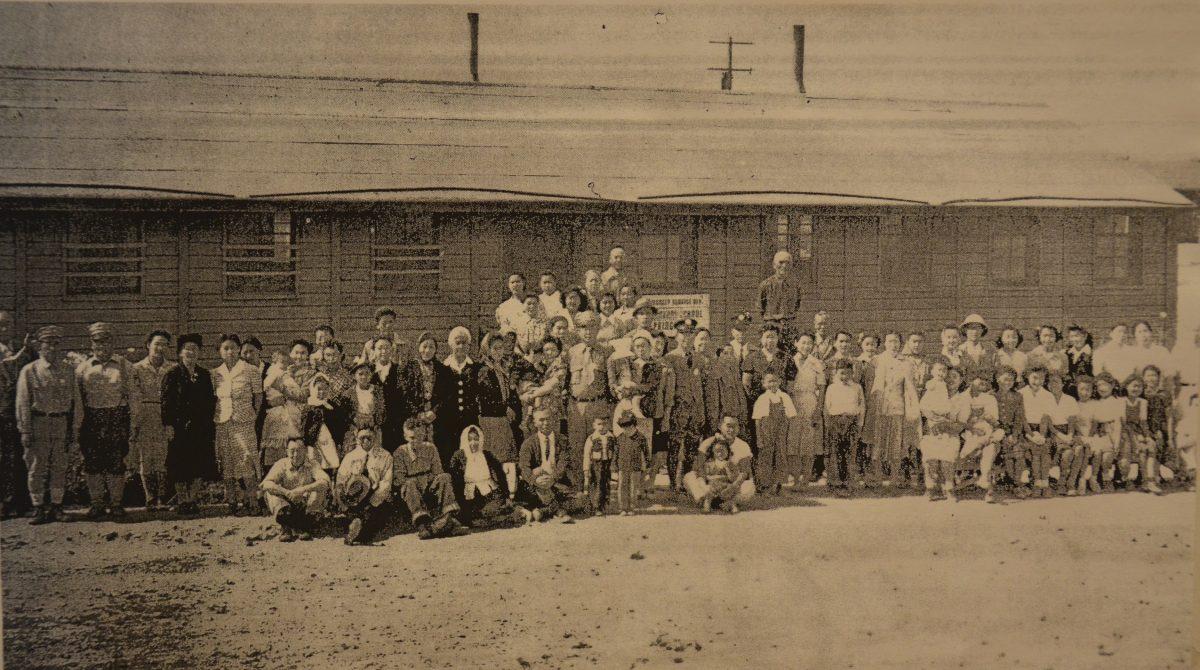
[919,380,960,463]
[872,353,922,465]
[129,357,175,473]
[787,354,825,458]
[261,364,308,467]
[211,359,263,481]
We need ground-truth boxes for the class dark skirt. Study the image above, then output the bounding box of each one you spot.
[79,406,131,475]
[479,416,517,463]
[166,426,219,484]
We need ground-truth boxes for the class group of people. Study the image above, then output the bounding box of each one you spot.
[0,245,1196,543]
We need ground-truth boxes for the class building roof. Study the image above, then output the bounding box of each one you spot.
[0,66,1191,207]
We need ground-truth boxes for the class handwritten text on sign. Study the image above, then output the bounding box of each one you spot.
[643,294,710,332]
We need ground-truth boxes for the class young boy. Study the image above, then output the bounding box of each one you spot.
[614,412,647,515]
[393,418,466,539]
[582,416,615,514]
[824,359,865,491]
[752,370,796,495]
[994,366,1028,499]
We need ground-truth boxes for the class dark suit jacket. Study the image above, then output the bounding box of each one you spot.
[517,431,574,490]
[372,359,423,447]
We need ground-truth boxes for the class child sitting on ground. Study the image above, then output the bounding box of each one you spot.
[700,439,740,513]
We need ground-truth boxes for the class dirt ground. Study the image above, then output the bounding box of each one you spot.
[2,490,1195,670]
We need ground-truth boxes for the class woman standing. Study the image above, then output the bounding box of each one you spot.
[993,325,1028,383]
[261,339,313,468]
[211,333,263,515]
[432,326,480,469]
[871,332,921,487]
[1028,325,1069,379]
[161,334,217,515]
[786,332,826,487]
[476,332,521,499]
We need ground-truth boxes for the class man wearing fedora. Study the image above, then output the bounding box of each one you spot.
[261,438,330,541]
[76,322,139,519]
[15,325,82,524]
[336,427,394,545]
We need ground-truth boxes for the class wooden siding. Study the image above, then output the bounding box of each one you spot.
[0,203,1192,365]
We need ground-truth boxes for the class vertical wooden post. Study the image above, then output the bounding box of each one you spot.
[468,12,480,83]
[793,25,806,96]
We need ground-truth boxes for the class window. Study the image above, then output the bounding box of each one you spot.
[989,216,1039,285]
[1093,215,1141,283]
[64,217,144,297]
[371,213,442,296]
[223,212,297,296]
[879,215,930,285]
[775,214,813,260]
[637,219,697,289]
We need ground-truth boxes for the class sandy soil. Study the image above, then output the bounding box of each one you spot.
[2,491,1195,670]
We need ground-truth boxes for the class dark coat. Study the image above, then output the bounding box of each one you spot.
[517,431,575,490]
[448,447,510,503]
[372,360,423,453]
[431,360,481,467]
[161,364,218,483]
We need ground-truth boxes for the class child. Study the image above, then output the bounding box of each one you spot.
[994,366,1028,501]
[937,324,963,370]
[614,411,648,515]
[1071,376,1099,495]
[855,334,880,485]
[302,375,341,473]
[700,439,739,513]
[1044,373,1078,495]
[1086,373,1124,492]
[1020,366,1056,498]
[919,361,962,501]
[1065,325,1094,397]
[1120,375,1162,494]
[1142,366,1174,481]
[611,336,660,457]
[582,416,615,514]
[753,370,797,495]
[955,371,1001,503]
[824,359,865,491]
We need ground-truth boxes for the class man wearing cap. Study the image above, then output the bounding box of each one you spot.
[76,322,140,519]
[336,427,394,545]
[129,330,175,511]
[663,317,710,491]
[1,322,36,519]
[15,325,84,524]
[758,250,803,346]
[567,311,616,485]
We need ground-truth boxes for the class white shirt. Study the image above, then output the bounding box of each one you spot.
[355,386,375,414]
[752,390,797,420]
[496,296,526,332]
[444,355,474,374]
[1019,386,1056,425]
[824,382,864,416]
[1045,392,1079,426]
[539,292,565,319]
[697,435,753,464]
[461,448,495,499]
[213,359,247,424]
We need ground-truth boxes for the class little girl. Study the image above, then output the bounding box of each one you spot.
[919,361,961,501]
[1064,375,1096,496]
[753,370,797,495]
[1120,375,1161,494]
[701,439,739,513]
[1086,373,1123,492]
[1020,366,1055,498]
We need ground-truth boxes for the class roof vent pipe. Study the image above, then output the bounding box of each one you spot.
[468,12,480,83]
[793,25,806,96]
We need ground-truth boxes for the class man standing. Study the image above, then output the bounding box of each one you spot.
[583,270,605,314]
[1,317,35,519]
[664,318,709,491]
[812,311,834,360]
[567,312,615,486]
[758,250,802,347]
[130,330,175,511]
[600,246,634,296]
[495,274,528,333]
[76,322,139,519]
[15,326,83,524]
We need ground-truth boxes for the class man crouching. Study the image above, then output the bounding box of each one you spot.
[516,408,580,523]
[260,437,330,542]
[336,428,393,545]
[393,418,467,539]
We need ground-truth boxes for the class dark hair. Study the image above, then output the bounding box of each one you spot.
[1142,364,1162,377]
[539,271,556,281]
[1131,319,1153,333]
[995,325,1024,349]
[1037,324,1062,342]
[374,307,397,321]
[833,359,854,371]
[242,336,263,351]
[290,338,313,354]
[322,340,344,354]
[315,324,335,336]
[598,292,618,307]
[541,336,563,353]
[859,333,879,346]
[562,287,590,313]
[219,333,242,348]
[1026,365,1048,379]
[403,417,425,432]
[793,331,815,344]
[146,329,172,345]
[835,330,852,341]
[1066,324,1094,348]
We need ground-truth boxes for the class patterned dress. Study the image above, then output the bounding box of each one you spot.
[130,357,175,474]
[786,354,825,459]
[211,360,263,481]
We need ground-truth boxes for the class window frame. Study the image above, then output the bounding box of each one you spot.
[988,215,1040,287]
[769,213,815,282]
[62,216,145,299]
[370,212,444,299]
[1092,214,1142,285]
[878,214,931,287]
[222,211,299,300]
[632,216,699,292]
